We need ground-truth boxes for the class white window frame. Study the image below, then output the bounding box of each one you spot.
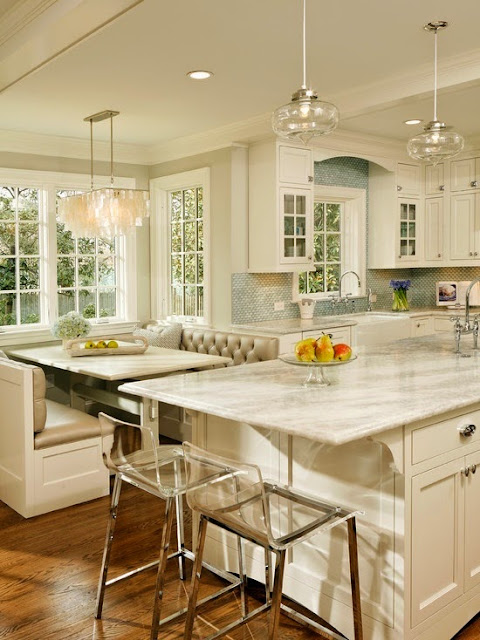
[150,168,210,324]
[0,168,138,342]
[292,185,366,301]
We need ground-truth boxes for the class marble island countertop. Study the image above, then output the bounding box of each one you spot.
[120,333,480,447]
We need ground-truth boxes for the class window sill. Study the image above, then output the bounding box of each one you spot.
[0,321,137,347]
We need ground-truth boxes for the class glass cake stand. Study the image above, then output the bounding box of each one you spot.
[279,354,357,386]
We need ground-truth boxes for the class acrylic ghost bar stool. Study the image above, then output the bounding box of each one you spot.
[95,414,245,640]
[182,442,364,640]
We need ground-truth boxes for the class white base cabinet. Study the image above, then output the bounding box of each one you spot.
[191,402,480,640]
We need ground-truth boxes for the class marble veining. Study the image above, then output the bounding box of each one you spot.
[120,334,480,446]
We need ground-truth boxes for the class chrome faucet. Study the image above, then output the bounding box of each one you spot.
[450,278,480,353]
[330,270,361,313]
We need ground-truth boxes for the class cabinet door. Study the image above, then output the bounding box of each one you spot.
[411,459,464,628]
[397,163,421,196]
[425,163,445,195]
[425,197,444,261]
[278,146,312,185]
[278,333,302,355]
[464,450,480,591]
[451,158,477,192]
[450,194,475,260]
[279,188,312,265]
[398,199,420,261]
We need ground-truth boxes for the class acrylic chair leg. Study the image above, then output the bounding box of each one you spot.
[268,549,286,640]
[95,474,122,619]
[347,517,363,640]
[237,535,249,617]
[175,493,186,581]
[150,497,175,640]
[184,515,208,640]
[264,547,271,604]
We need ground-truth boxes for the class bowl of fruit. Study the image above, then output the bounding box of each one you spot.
[64,335,148,357]
[279,333,356,385]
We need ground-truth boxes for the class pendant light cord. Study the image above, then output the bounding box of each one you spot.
[89,119,94,191]
[433,28,438,122]
[110,114,114,187]
[302,0,306,89]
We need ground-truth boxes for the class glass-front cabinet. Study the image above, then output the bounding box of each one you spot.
[280,188,311,264]
[398,199,419,261]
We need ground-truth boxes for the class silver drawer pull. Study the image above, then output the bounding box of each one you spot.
[459,424,477,437]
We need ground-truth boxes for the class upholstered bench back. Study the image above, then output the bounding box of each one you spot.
[180,328,278,365]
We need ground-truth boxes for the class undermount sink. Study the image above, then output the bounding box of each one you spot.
[351,313,411,346]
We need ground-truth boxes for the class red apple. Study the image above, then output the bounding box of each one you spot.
[333,343,352,361]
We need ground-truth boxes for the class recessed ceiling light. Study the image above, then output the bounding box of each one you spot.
[187,70,213,80]
[404,119,422,125]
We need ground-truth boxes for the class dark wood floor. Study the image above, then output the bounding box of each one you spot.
[0,484,479,639]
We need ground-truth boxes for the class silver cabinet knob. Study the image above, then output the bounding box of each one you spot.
[470,252,474,256]
[417,323,421,328]
[462,466,470,477]
[471,180,478,188]
[459,424,476,437]
[397,185,402,191]
[308,175,313,183]
[439,185,445,191]
[437,253,441,258]
[472,464,477,474]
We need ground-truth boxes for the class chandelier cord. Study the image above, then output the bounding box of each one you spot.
[302,0,306,90]
[433,28,438,122]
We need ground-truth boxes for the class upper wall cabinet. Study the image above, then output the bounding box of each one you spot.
[368,163,422,268]
[425,163,446,195]
[451,158,480,192]
[248,140,314,273]
[396,163,421,196]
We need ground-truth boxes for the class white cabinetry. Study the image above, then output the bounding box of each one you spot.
[424,197,445,262]
[369,162,423,267]
[411,316,434,337]
[450,193,480,260]
[450,158,480,192]
[425,163,446,195]
[397,162,421,196]
[277,325,352,354]
[249,140,314,272]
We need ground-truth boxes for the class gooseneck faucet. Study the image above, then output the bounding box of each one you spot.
[338,270,361,301]
[330,270,361,313]
[450,277,480,353]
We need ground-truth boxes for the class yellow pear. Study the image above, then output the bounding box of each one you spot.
[96,340,107,349]
[315,334,334,362]
[107,340,118,348]
[294,337,317,362]
[84,340,96,349]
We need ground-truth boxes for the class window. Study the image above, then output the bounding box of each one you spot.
[294,185,366,300]
[169,187,204,317]
[150,168,210,323]
[56,191,118,320]
[0,169,136,331]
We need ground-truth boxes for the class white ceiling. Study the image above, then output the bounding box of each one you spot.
[2,0,480,158]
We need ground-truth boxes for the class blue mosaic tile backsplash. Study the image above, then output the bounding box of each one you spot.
[231,156,480,324]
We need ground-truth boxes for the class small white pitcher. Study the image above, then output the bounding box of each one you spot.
[298,298,316,319]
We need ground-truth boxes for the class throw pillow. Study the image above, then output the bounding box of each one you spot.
[133,323,182,349]
[0,349,8,359]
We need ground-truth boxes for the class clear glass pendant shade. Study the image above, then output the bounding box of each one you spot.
[272,0,338,144]
[272,88,339,145]
[407,22,465,164]
[407,121,464,166]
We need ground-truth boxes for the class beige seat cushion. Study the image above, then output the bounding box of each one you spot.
[34,400,101,450]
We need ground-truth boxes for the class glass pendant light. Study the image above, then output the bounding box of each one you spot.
[58,111,150,238]
[407,21,464,166]
[272,0,338,145]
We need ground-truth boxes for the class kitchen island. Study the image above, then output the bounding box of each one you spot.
[120,334,480,640]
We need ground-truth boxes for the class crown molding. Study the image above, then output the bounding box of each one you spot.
[0,0,58,50]
[0,128,149,165]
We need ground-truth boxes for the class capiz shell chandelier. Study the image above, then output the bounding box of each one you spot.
[272,0,338,144]
[407,22,464,166]
[58,110,150,238]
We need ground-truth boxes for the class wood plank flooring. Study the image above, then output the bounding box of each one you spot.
[0,483,479,639]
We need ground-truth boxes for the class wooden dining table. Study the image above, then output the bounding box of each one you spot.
[6,343,231,437]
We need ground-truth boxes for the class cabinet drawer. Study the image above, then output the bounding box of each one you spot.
[278,333,302,354]
[303,327,351,345]
[411,410,480,464]
[434,317,454,333]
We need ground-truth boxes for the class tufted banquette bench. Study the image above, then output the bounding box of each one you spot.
[0,359,109,518]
